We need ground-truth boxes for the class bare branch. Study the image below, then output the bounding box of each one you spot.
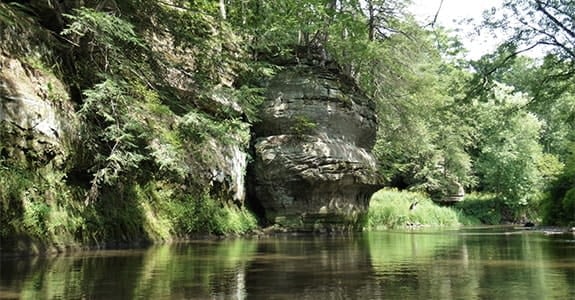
[431,0,444,28]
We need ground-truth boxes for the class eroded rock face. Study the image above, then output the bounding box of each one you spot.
[0,53,77,168]
[149,30,249,204]
[249,66,383,231]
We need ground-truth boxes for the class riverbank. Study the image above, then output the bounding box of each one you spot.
[367,189,547,230]
[0,187,565,257]
[4,223,575,258]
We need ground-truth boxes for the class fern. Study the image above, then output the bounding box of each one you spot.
[62,8,145,48]
[62,7,147,75]
[80,77,152,204]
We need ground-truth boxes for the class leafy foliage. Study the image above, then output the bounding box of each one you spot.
[290,115,318,136]
[0,165,84,244]
[57,2,259,205]
[149,183,257,236]
[1,0,265,248]
[454,193,505,225]
[474,0,575,224]
[472,85,545,206]
[543,144,575,225]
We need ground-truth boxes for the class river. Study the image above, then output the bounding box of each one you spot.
[1,227,574,299]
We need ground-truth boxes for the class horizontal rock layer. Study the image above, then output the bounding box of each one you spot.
[249,65,383,231]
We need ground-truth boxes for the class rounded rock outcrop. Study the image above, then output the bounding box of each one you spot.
[248,65,383,231]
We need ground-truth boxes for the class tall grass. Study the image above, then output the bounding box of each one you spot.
[96,181,259,241]
[160,189,259,237]
[0,166,87,250]
[367,188,477,230]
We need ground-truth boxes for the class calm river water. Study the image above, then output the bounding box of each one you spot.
[1,227,574,299]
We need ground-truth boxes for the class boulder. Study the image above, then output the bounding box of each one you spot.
[249,65,383,231]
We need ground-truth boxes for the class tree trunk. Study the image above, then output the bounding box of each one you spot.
[219,0,226,19]
[368,0,375,41]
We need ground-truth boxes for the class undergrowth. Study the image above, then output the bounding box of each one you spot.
[0,165,258,253]
[453,193,504,225]
[455,192,541,224]
[366,188,477,230]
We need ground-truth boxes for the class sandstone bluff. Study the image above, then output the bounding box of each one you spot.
[1,56,383,233]
[249,64,383,231]
[0,3,382,235]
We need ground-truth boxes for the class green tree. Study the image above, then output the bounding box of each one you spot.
[476,0,575,223]
[471,83,563,219]
[475,105,542,205]
[371,27,479,200]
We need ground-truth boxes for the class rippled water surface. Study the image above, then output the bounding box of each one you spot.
[1,227,575,299]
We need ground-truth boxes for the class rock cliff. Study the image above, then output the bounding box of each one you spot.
[0,14,77,170]
[249,65,383,231]
[0,2,254,246]
[0,2,383,243]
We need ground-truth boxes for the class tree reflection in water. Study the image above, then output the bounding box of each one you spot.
[1,229,575,299]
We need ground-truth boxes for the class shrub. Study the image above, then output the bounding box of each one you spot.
[454,193,504,225]
[455,192,542,224]
[163,191,257,236]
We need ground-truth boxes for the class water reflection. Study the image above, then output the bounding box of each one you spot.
[1,228,575,299]
[244,235,374,299]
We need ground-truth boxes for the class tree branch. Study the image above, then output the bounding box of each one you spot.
[431,0,444,28]
[466,42,542,101]
[535,0,575,39]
